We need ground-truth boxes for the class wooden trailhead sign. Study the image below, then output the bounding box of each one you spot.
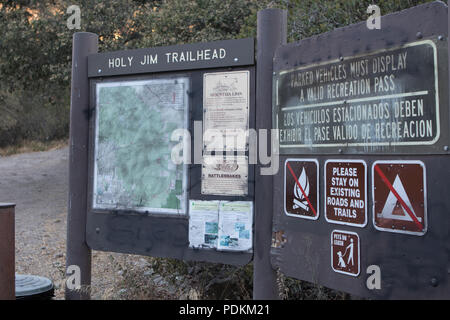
[67,1,450,301]
[284,159,319,220]
[67,35,258,300]
[372,160,427,236]
[85,38,256,264]
[270,2,450,300]
[331,230,360,277]
[325,160,367,227]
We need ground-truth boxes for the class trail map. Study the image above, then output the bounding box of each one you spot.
[93,78,189,214]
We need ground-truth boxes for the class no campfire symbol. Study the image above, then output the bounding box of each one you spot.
[331,230,360,277]
[284,159,319,220]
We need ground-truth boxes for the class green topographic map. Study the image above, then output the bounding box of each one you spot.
[93,78,188,214]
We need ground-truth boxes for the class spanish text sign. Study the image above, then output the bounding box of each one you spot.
[325,160,367,227]
[372,160,427,235]
[275,40,439,152]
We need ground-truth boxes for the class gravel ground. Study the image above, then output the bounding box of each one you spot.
[0,146,152,300]
[0,145,347,301]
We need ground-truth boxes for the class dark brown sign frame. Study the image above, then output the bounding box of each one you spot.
[84,39,256,265]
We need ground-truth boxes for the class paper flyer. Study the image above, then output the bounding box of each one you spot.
[188,200,220,249]
[203,71,250,152]
[217,201,253,252]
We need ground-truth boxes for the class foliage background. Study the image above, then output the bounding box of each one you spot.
[0,0,435,298]
[0,0,433,147]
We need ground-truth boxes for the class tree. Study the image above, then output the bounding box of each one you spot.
[0,0,434,146]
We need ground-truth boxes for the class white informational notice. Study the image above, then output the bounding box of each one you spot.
[217,201,253,252]
[201,155,248,196]
[203,71,250,152]
[188,200,220,249]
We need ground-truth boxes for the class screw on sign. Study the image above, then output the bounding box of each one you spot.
[331,230,360,276]
[372,160,427,236]
[284,159,319,220]
[324,160,367,227]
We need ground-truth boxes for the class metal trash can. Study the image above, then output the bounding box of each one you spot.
[15,274,54,300]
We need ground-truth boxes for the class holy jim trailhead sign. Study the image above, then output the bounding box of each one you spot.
[66,36,256,299]
[85,38,255,263]
[271,2,450,299]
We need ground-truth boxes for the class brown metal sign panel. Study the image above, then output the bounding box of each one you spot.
[270,2,450,299]
[284,159,319,220]
[372,160,427,236]
[325,160,367,227]
[273,2,449,155]
[331,230,360,277]
[272,156,449,299]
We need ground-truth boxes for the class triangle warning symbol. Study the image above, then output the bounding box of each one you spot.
[378,175,422,222]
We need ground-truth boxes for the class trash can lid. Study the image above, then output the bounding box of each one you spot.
[15,274,54,298]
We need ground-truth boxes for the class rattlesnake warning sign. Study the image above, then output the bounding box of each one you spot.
[372,160,427,236]
[284,159,319,220]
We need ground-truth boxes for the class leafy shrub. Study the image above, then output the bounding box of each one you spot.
[0,86,69,147]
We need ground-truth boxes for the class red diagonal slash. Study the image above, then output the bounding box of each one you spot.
[286,162,317,216]
[374,164,423,230]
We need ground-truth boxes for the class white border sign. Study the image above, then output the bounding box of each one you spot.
[371,160,427,236]
[324,159,368,228]
[284,158,320,220]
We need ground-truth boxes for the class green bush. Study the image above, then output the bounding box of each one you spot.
[139,258,349,300]
[0,0,433,147]
[0,86,69,147]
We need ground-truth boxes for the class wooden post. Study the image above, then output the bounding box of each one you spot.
[66,32,98,300]
[253,8,287,300]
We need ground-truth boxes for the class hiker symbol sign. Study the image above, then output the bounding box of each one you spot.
[372,160,427,236]
[331,230,360,277]
[284,159,319,220]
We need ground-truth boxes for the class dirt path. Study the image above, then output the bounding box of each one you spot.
[0,146,147,299]
[0,146,346,301]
